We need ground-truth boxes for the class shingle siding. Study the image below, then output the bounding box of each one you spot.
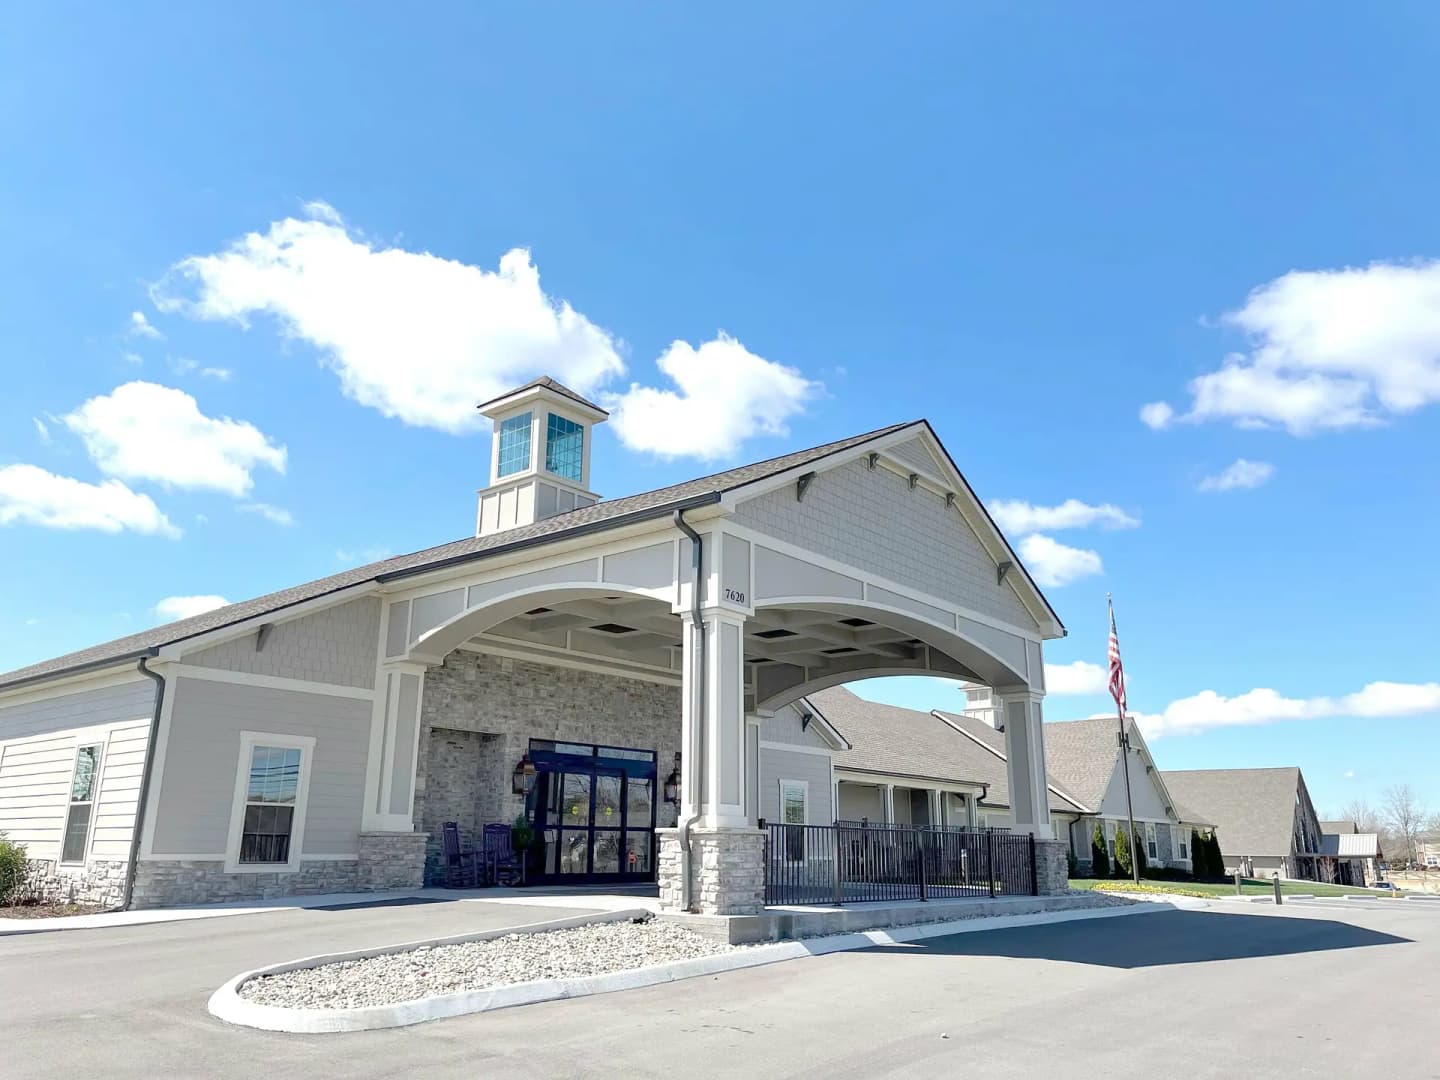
[183,597,381,690]
[733,457,1037,630]
[759,746,834,824]
[148,676,371,856]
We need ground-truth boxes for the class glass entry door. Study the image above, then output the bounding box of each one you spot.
[530,741,657,884]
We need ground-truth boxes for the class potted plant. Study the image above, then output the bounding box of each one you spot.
[511,814,538,881]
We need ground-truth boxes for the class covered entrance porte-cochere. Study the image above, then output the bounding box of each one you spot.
[529,740,658,885]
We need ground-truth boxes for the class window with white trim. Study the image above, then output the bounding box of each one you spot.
[1104,819,1116,856]
[240,744,303,865]
[1174,825,1189,861]
[779,779,808,862]
[496,412,533,477]
[1144,821,1158,860]
[61,744,102,864]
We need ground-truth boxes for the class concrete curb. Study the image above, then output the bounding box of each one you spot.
[208,900,1168,1033]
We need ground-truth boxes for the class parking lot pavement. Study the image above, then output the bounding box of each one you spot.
[3,898,1439,1079]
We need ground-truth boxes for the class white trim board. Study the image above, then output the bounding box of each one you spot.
[163,664,375,701]
[222,731,317,875]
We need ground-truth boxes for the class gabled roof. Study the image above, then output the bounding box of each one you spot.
[0,422,917,692]
[812,687,1087,814]
[1161,767,1306,858]
[1034,717,1120,811]
[932,709,1091,814]
[1319,820,1357,834]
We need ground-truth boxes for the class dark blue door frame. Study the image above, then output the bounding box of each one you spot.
[528,741,658,885]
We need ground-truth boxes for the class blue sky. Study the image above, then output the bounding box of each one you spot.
[2,4,1437,817]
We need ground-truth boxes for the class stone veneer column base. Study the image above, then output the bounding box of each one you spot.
[1034,837,1070,895]
[358,831,428,891]
[657,827,765,915]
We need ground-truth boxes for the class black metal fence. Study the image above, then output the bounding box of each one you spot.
[760,821,1037,906]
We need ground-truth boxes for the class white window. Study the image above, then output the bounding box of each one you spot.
[1145,821,1158,860]
[779,779,808,826]
[778,780,809,863]
[1174,825,1189,861]
[225,732,314,874]
[61,744,103,864]
[1104,819,1116,855]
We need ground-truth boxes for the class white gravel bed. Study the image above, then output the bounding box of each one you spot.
[238,919,745,1010]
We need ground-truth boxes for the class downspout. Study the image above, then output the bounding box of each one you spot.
[122,656,166,911]
[673,509,705,913]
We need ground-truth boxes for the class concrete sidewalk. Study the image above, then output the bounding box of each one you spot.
[0,883,660,936]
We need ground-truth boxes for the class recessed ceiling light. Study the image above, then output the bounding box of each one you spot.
[753,628,798,639]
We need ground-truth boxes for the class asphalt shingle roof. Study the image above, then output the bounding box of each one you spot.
[1161,767,1304,858]
[475,376,609,416]
[1032,716,1121,811]
[817,689,1086,814]
[0,422,917,691]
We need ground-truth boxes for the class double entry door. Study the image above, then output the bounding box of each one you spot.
[530,740,657,884]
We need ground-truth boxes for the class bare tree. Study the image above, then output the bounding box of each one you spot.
[1339,798,1380,834]
[1383,785,1427,866]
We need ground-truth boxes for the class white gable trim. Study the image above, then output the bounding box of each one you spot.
[719,422,1063,638]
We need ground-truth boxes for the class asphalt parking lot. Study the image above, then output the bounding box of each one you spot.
[3,896,1438,1079]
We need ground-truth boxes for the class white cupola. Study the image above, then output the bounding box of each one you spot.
[474,377,608,537]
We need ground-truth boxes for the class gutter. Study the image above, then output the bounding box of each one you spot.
[122,654,166,912]
[377,492,722,584]
[672,508,706,913]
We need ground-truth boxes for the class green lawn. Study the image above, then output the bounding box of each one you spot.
[1069,877,1403,899]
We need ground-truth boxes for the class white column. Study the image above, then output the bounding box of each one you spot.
[362,661,427,832]
[929,789,941,828]
[679,607,748,829]
[996,686,1053,839]
[966,794,978,828]
[882,784,895,825]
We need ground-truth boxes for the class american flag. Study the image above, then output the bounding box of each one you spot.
[1107,595,1127,715]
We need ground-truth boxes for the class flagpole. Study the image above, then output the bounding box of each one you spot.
[1110,594,1140,886]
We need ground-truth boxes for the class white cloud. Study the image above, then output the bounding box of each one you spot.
[154,594,230,622]
[200,367,232,381]
[1016,534,1103,587]
[1139,401,1174,430]
[64,381,286,497]
[241,502,294,526]
[605,334,819,460]
[1045,660,1108,695]
[0,464,180,538]
[33,417,50,444]
[301,199,344,225]
[989,498,1139,536]
[1343,770,1356,779]
[1198,458,1275,492]
[128,310,163,340]
[153,205,626,434]
[1126,680,1440,738]
[1146,259,1440,434]
[122,351,144,365]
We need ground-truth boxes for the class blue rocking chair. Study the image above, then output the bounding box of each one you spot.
[483,822,526,886]
[440,821,480,888]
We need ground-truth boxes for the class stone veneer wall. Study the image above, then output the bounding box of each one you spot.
[657,827,765,915]
[24,858,129,908]
[357,831,427,891]
[129,859,362,909]
[415,650,683,884]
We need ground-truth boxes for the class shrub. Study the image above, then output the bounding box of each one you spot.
[1134,826,1148,877]
[1208,833,1225,878]
[1190,828,1205,875]
[0,833,27,905]
[1091,822,1110,880]
[1067,850,1079,878]
[1114,821,1133,878]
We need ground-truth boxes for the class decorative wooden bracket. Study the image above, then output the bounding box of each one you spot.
[796,472,817,502]
[996,561,1013,585]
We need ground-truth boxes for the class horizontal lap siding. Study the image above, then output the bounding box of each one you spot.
[0,679,156,861]
[759,746,834,825]
[150,677,371,857]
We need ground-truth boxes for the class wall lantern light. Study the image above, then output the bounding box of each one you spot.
[512,753,537,795]
[664,753,682,805]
